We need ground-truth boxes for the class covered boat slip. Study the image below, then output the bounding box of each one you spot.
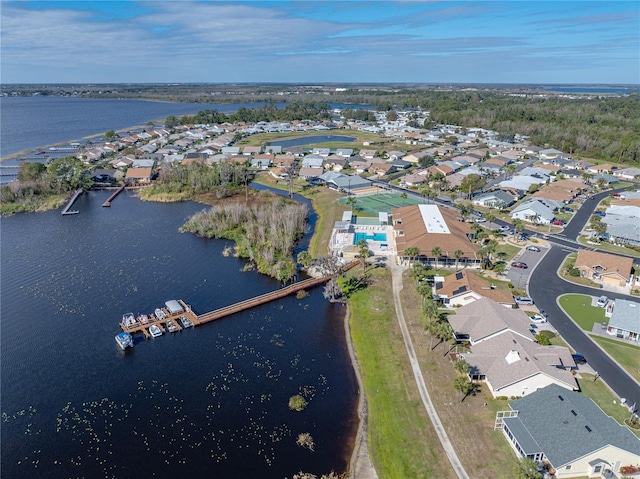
[120,300,198,339]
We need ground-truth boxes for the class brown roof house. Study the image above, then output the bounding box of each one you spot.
[125,167,153,184]
[449,298,578,398]
[434,270,515,308]
[393,204,481,268]
[575,249,634,289]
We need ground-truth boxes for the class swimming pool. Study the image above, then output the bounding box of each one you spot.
[354,232,387,243]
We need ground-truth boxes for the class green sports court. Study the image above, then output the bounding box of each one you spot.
[339,193,422,216]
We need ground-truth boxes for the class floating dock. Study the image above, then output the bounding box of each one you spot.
[119,260,360,340]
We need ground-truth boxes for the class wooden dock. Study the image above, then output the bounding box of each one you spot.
[119,260,360,339]
[102,185,125,207]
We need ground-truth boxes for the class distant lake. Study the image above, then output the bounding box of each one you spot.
[270,135,356,148]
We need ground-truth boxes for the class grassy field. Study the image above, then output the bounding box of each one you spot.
[348,267,457,479]
[493,243,520,262]
[558,294,607,331]
[591,336,640,383]
[576,374,640,439]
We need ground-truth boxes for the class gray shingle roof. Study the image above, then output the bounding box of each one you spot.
[609,299,640,334]
[506,384,640,468]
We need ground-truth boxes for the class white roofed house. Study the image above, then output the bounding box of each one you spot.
[448,298,578,398]
[301,154,324,168]
[602,205,640,247]
[511,199,557,224]
[606,299,640,344]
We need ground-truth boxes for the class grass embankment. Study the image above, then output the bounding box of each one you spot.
[397,270,520,478]
[348,267,456,479]
[577,235,640,259]
[591,336,640,384]
[0,193,67,215]
[577,374,640,439]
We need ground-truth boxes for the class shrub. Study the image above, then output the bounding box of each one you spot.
[569,268,581,277]
[288,395,308,412]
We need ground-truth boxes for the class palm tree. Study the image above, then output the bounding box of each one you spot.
[454,358,470,376]
[417,282,433,306]
[431,246,442,271]
[529,212,541,225]
[404,246,420,265]
[400,191,408,207]
[484,212,496,226]
[356,239,369,273]
[454,376,473,402]
[477,247,488,270]
[454,249,464,270]
[346,196,356,211]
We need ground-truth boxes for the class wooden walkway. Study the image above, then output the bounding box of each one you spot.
[119,260,360,339]
[61,188,83,215]
[102,185,125,207]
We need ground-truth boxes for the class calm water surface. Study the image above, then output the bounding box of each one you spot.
[1,191,358,478]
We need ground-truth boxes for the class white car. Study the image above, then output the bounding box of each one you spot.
[596,296,608,307]
[529,314,547,323]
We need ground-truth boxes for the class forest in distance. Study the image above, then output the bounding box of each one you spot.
[3,83,639,165]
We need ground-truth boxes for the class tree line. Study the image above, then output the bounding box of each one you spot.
[165,101,333,127]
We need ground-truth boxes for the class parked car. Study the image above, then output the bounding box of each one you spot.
[572,353,587,364]
[551,220,565,226]
[529,314,547,323]
[499,225,510,232]
[515,296,535,305]
[526,246,541,252]
[596,295,608,307]
[474,217,486,223]
[593,211,606,217]
[511,261,528,269]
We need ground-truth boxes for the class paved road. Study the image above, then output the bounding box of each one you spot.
[528,246,640,407]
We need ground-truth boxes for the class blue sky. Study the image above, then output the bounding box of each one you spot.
[1,1,638,84]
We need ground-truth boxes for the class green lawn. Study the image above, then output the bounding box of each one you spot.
[577,235,640,258]
[348,268,455,479]
[558,294,607,331]
[493,243,520,262]
[591,336,640,383]
[576,374,640,439]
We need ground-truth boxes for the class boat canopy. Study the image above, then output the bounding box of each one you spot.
[165,300,184,314]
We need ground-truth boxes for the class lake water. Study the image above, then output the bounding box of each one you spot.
[269,135,356,148]
[0,190,359,477]
[0,97,279,158]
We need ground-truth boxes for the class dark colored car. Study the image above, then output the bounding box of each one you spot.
[572,353,587,364]
[511,261,528,269]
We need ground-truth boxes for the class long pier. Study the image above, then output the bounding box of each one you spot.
[119,260,360,339]
[61,188,83,215]
[102,185,125,207]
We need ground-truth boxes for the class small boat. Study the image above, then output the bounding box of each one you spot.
[122,313,137,328]
[115,332,134,350]
[165,319,179,333]
[180,315,193,328]
[154,308,166,320]
[138,314,151,324]
[149,324,163,338]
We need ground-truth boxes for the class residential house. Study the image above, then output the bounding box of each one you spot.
[532,179,585,203]
[393,204,481,267]
[603,205,640,247]
[242,145,262,155]
[511,199,557,224]
[472,190,516,209]
[359,149,377,160]
[499,384,640,478]
[606,299,640,343]
[587,163,617,175]
[434,271,515,308]
[131,159,156,168]
[274,154,295,167]
[318,172,372,192]
[613,167,640,180]
[335,148,354,158]
[449,298,578,397]
[298,167,324,180]
[401,173,427,187]
[91,169,118,184]
[574,249,633,289]
[264,145,282,154]
[124,167,153,184]
[301,155,324,168]
[539,148,568,160]
[403,150,432,164]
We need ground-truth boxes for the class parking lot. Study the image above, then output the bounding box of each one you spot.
[504,242,549,289]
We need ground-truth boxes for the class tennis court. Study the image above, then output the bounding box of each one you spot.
[339,193,422,216]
